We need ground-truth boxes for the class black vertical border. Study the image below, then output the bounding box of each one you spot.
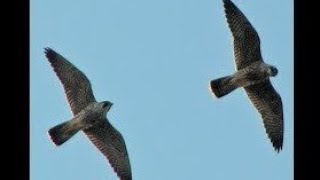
[8,0,30,180]
[294,0,314,179]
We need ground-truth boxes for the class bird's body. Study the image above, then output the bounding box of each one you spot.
[48,102,111,145]
[44,48,132,180]
[210,0,284,152]
[230,62,275,87]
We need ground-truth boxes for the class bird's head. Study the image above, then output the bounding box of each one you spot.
[267,66,278,77]
[100,101,113,113]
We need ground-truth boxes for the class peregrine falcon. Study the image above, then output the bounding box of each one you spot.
[209,0,284,152]
[44,48,132,180]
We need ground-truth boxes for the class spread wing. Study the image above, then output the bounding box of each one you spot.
[244,80,283,152]
[44,48,96,115]
[84,120,132,180]
[223,0,263,70]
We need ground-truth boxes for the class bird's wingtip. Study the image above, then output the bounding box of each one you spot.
[223,0,237,12]
[274,147,282,154]
[272,139,283,153]
[44,47,58,60]
[44,47,52,53]
[223,0,232,5]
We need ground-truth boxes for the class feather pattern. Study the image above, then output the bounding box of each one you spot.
[84,120,132,180]
[44,48,96,115]
[223,0,263,70]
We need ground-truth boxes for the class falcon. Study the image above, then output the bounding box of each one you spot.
[209,0,284,152]
[44,48,132,180]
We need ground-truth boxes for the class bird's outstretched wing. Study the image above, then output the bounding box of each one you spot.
[44,48,96,115]
[84,120,132,180]
[244,80,284,152]
[223,0,262,70]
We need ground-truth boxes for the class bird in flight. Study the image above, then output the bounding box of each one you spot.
[209,0,284,152]
[44,48,132,180]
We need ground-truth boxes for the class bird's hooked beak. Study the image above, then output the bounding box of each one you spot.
[102,101,113,112]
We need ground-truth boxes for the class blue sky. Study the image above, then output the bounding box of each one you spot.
[30,0,293,179]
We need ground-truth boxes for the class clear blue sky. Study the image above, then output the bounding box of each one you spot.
[31,0,293,179]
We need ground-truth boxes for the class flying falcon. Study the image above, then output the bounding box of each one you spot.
[209,0,284,152]
[44,48,132,180]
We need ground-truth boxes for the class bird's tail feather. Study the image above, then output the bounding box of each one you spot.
[210,75,237,98]
[48,120,81,146]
